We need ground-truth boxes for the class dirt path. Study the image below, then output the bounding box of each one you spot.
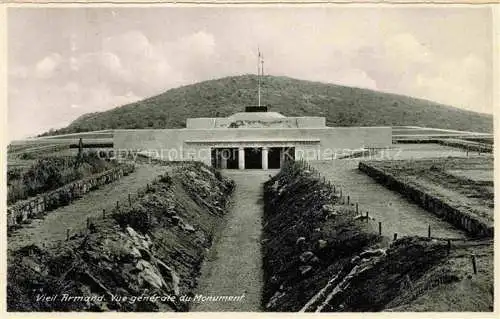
[8,164,170,251]
[192,170,275,312]
[311,160,467,239]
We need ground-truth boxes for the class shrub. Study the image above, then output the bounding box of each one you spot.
[7,168,23,182]
[112,204,153,234]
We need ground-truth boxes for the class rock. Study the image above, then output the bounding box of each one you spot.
[318,239,328,249]
[359,248,386,259]
[171,215,196,232]
[181,222,195,232]
[126,226,139,238]
[171,215,182,225]
[128,246,142,259]
[107,238,142,261]
[156,259,181,295]
[22,257,42,273]
[300,251,316,263]
[271,180,279,192]
[322,204,334,211]
[136,260,164,290]
[266,291,286,309]
[299,265,313,275]
[296,237,306,246]
[322,204,338,219]
[126,226,152,250]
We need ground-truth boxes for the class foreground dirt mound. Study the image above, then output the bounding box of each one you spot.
[8,162,234,312]
[262,161,493,312]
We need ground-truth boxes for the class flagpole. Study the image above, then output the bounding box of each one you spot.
[261,52,264,107]
[258,49,261,107]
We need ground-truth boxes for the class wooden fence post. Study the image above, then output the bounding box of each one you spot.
[393,233,398,241]
[66,228,70,241]
[447,239,451,255]
[128,194,132,206]
[103,208,106,218]
[86,217,90,229]
[356,203,359,214]
[428,225,431,238]
[471,254,477,274]
[378,222,382,235]
[116,201,119,210]
[405,274,414,290]
[347,196,350,205]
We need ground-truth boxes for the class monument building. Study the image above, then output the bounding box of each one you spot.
[113,105,391,169]
[113,52,391,169]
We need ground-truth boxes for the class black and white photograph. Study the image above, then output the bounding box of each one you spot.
[3,2,496,313]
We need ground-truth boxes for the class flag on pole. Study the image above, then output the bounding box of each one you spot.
[258,48,262,76]
[260,52,264,76]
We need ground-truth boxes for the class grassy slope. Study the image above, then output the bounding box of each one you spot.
[44,75,492,135]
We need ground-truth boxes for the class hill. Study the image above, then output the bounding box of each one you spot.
[41,75,493,135]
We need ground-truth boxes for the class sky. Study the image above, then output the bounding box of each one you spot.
[8,6,493,140]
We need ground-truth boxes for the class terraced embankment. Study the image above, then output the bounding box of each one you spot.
[310,160,466,239]
[359,158,493,237]
[8,164,165,251]
[7,162,235,311]
[262,162,493,312]
[7,164,135,232]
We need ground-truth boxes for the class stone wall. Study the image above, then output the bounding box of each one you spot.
[7,164,135,230]
[436,139,493,153]
[358,162,493,237]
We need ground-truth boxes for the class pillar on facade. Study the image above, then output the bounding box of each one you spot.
[220,152,228,169]
[214,149,220,168]
[262,147,269,170]
[238,147,245,169]
[280,147,286,167]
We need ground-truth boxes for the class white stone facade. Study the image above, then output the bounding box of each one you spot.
[114,111,392,169]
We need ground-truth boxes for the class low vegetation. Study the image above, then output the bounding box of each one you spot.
[7,162,235,311]
[7,151,115,205]
[262,161,493,311]
[40,75,492,136]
